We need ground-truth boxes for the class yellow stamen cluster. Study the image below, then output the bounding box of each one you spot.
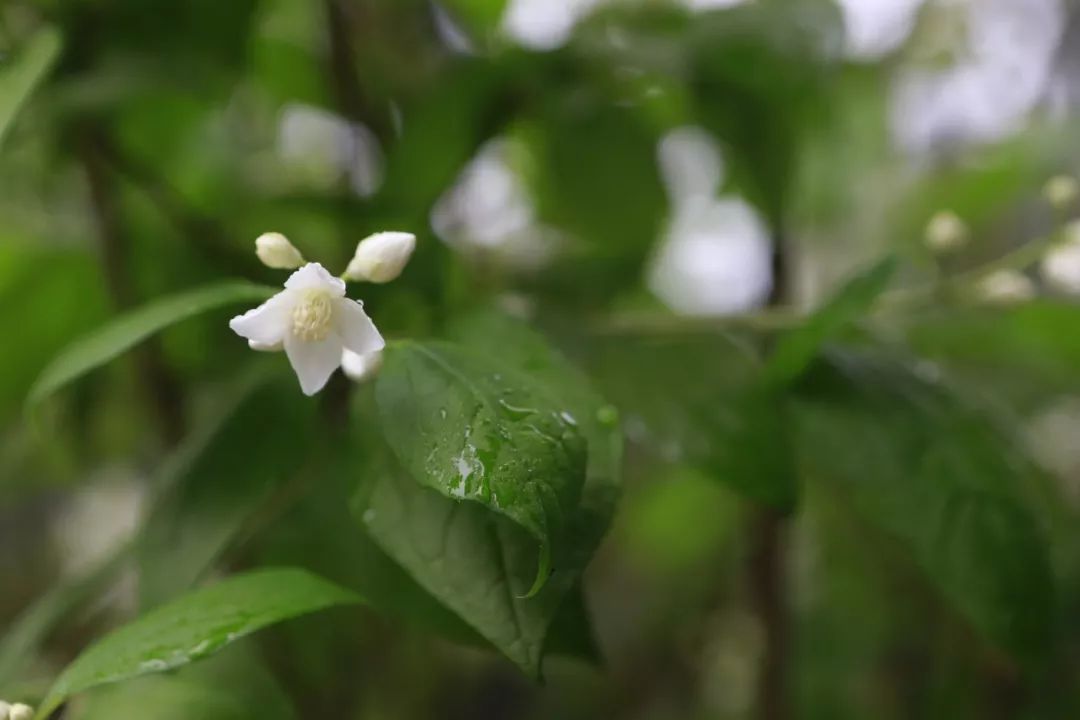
[291,289,335,341]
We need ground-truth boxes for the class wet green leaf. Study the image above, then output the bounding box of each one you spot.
[366,333,617,675]
[375,341,587,585]
[36,568,362,719]
[75,647,296,720]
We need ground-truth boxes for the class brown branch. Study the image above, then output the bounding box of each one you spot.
[78,126,185,446]
[321,0,390,140]
[94,137,253,278]
[748,229,792,720]
[749,506,790,720]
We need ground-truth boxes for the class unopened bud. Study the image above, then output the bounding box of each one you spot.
[924,210,968,254]
[1044,175,1079,210]
[977,270,1034,305]
[343,231,416,283]
[255,232,305,270]
[0,701,10,718]
[341,349,383,382]
[8,704,33,720]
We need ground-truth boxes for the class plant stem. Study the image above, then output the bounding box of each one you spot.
[749,506,790,720]
[748,229,792,720]
[79,126,185,445]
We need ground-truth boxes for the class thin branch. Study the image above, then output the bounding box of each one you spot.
[78,126,185,445]
[748,228,792,720]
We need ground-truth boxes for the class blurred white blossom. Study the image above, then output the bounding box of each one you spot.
[892,0,1064,154]
[1027,397,1080,506]
[836,0,925,59]
[649,197,773,316]
[924,210,968,254]
[432,138,561,270]
[341,348,383,382]
[1041,222,1080,294]
[277,103,384,196]
[650,126,772,315]
[976,269,1035,304]
[5,703,32,720]
[1044,175,1079,210]
[53,476,143,579]
[658,125,725,207]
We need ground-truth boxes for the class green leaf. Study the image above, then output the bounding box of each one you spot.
[137,372,316,608]
[27,281,274,409]
[905,301,1080,396]
[764,257,895,387]
[791,351,1055,664]
[438,0,508,40]
[0,247,107,422]
[689,0,841,224]
[36,568,361,719]
[365,332,619,676]
[447,311,622,498]
[0,26,61,151]
[529,101,667,302]
[374,341,587,586]
[358,470,576,678]
[588,332,795,508]
[76,647,296,720]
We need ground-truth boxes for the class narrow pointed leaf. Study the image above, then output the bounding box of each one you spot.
[765,257,895,387]
[28,282,274,409]
[0,26,61,151]
[36,569,361,719]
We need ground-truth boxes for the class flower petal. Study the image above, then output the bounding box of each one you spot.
[248,339,283,352]
[284,262,346,295]
[341,348,383,381]
[229,292,292,345]
[284,332,344,396]
[335,299,385,355]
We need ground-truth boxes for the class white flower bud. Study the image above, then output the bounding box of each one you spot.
[924,210,968,254]
[1041,221,1080,294]
[8,703,33,720]
[341,348,383,382]
[1044,175,1079,210]
[343,232,416,283]
[0,701,10,718]
[255,232,305,270]
[977,270,1035,304]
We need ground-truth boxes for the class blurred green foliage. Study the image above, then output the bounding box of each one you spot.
[2,1,1080,719]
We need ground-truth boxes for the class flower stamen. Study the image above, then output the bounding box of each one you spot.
[291,289,335,341]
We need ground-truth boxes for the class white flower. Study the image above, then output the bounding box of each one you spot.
[255,232,305,270]
[1044,175,1079,210]
[229,263,384,395]
[924,210,968,254]
[976,269,1035,304]
[341,348,383,382]
[0,701,9,718]
[1041,223,1080,294]
[343,231,417,283]
[7,704,33,720]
